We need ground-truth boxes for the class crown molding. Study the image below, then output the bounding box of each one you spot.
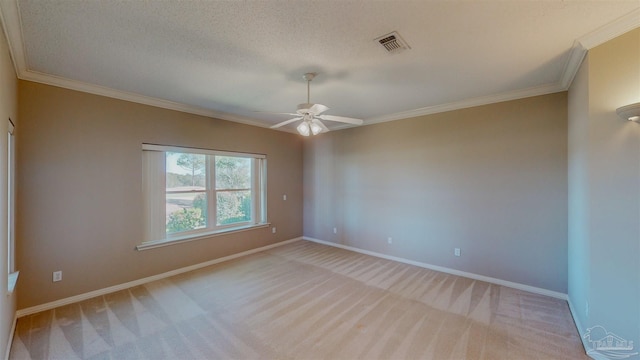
[363,82,564,126]
[20,69,271,129]
[0,0,281,131]
[558,41,588,91]
[577,8,640,50]
[0,0,26,76]
[556,8,639,92]
[356,8,639,127]
[1,2,638,132]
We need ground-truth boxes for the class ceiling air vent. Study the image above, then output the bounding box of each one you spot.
[375,31,411,54]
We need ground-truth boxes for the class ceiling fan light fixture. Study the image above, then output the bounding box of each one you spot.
[310,121,323,135]
[267,73,364,135]
[297,121,311,136]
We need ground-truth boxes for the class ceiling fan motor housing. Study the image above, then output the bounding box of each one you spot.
[297,103,315,114]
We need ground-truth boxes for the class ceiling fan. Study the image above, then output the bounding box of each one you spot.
[268,73,363,136]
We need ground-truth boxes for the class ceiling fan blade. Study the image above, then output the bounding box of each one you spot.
[270,117,302,129]
[255,111,299,116]
[312,119,330,133]
[317,114,363,125]
[309,104,329,115]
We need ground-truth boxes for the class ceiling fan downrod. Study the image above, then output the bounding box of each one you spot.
[303,72,316,104]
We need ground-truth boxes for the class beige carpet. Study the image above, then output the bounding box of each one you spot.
[10,240,588,359]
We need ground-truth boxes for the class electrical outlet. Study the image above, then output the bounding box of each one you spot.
[387,237,393,244]
[53,271,62,282]
[272,227,276,234]
[283,194,287,201]
[454,248,461,257]
[333,227,337,234]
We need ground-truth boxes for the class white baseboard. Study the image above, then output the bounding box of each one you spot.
[4,314,17,360]
[567,298,592,358]
[15,235,568,315]
[16,237,302,318]
[303,236,568,300]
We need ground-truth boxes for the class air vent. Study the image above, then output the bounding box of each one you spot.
[375,31,411,54]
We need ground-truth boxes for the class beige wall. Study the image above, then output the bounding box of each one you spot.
[568,28,640,350]
[16,81,303,309]
[0,22,17,358]
[304,93,568,293]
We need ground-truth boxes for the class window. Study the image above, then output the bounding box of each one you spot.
[141,144,267,249]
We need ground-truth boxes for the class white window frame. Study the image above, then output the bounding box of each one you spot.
[7,119,18,293]
[139,144,268,250]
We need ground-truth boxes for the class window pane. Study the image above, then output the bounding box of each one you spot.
[166,192,207,234]
[216,156,251,190]
[217,190,252,225]
[166,152,206,191]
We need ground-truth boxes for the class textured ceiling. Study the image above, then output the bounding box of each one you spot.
[2,1,640,132]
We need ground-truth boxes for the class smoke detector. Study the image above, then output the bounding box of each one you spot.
[375,31,411,54]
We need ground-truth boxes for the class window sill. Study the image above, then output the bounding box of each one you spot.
[136,223,271,251]
[7,271,19,295]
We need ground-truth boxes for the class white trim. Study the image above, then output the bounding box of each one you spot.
[303,236,568,300]
[557,9,640,94]
[16,237,302,317]
[0,0,265,128]
[0,0,26,76]
[21,70,271,128]
[4,314,17,360]
[568,298,590,357]
[137,223,271,251]
[577,8,640,50]
[142,146,268,244]
[362,82,564,126]
[142,143,266,159]
[1,2,638,133]
[559,42,588,91]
